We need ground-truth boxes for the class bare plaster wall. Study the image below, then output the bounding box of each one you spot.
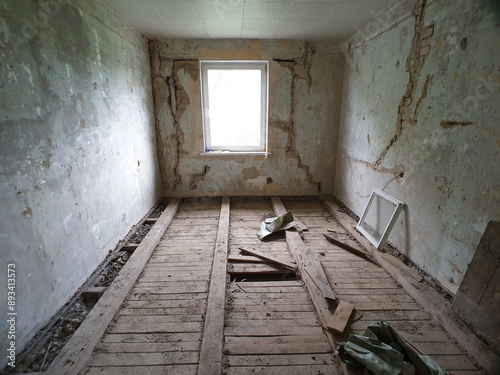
[0,0,160,364]
[150,39,343,197]
[334,0,500,294]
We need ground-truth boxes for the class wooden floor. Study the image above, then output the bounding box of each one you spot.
[81,197,480,375]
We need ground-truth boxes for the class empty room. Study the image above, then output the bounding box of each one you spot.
[0,0,499,374]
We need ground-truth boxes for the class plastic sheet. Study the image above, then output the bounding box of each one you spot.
[257,211,295,240]
[338,321,447,375]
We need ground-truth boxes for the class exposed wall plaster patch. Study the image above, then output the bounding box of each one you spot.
[347,0,434,176]
[270,49,321,192]
[242,167,260,180]
[189,164,210,190]
[373,0,434,169]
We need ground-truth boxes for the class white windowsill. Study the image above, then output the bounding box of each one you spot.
[200,151,270,158]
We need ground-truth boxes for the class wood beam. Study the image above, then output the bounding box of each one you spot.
[47,199,181,375]
[198,197,230,375]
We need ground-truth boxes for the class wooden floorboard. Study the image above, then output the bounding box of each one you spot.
[283,198,481,374]
[84,200,220,374]
[76,197,483,375]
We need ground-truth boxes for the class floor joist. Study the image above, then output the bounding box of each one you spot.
[46,199,181,375]
[198,197,230,375]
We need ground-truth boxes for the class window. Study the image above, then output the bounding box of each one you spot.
[200,61,268,153]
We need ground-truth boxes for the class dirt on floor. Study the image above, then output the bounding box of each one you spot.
[15,201,168,373]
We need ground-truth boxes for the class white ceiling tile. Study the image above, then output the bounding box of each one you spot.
[150,1,203,19]
[285,2,336,20]
[104,0,394,40]
[204,17,243,29]
[104,0,167,30]
[207,29,242,38]
[198,1,244,18]
[167,17,207,32]
[243,2,290,19]
[242,18,280,31]
[241,29,279,39]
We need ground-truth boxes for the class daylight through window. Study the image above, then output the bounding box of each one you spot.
[201,61,268,153]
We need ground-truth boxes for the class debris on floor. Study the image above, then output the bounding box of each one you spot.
[323,232,377,264]
[15,202,167,373]
[257,211,295,240]
[326,301,355,334]
[338,321,446,375]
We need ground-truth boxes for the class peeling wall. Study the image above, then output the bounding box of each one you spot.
[334,0,500,294]
[0,0,160,364]
[150,39,343,197]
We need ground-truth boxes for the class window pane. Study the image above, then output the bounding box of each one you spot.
[207,69,262,148]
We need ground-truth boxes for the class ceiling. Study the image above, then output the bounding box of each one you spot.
[103,0,394,41]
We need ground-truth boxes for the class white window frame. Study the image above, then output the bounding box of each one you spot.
[356,189,404,248]
[200,61,268,153]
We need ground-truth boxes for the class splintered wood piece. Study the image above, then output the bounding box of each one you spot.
[82,287,107,300]
[323,233,377,264]
[238,247,298,272]
[293,215,308,231]
[326,301,355,334]
[144,218,158,224]
[305,247,337,301]
[122,244,139,252]
[228,255,268,263]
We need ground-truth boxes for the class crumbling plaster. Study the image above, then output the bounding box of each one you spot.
[0,0,160,364]
[150,39,343,197]
[334,0,500,293]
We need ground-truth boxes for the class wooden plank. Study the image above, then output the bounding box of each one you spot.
[326,301,354,334]
[238,247,297,271]
[381,252,423,281]
[227,365,335,375]
[89,351,199,367]
[228,255,268,263]
[228,263,290,274]
[323,199,494,373]
[47,199,181,375]
[272,197,336,301]
[197,197,230,375]
[101,332,202,343]
[272,197,347,375]
[293,215,308,231]
[122,244,139,252]
[225,325,324,337]
[227,353,334,366]
[110,322,203,334]
[96,341,200,353]
[82,287,107,299]
[323,233,376,264]
[86,365,197,375]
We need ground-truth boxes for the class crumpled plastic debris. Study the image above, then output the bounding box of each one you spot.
[337,321,447,375]
[257,211,295,240]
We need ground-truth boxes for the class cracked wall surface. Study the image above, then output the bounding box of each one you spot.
[0,0,160,365]
[150,39,343,197]
[334,0,500,294]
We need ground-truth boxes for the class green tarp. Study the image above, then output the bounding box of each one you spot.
[338,321,447,375]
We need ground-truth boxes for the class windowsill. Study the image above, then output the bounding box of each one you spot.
[200,151,270,158]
